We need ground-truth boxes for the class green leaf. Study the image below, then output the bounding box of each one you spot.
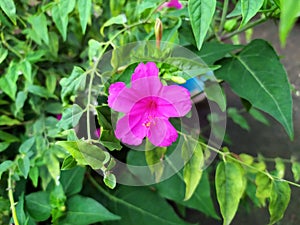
[215,39,294,139]
[0,160,14,179]
[145,145,167,182]
[15,91,27,115]
[17,156,30,178]
[127,150,219,219]
[61,155,77,170]
[136,1,156,14]
[240,0,264,27]
[100,14,127,36]
[227,107,250,130]
[45,152,60,182]
[249,107,269,125]
[46,73,57,94]
[29,166,39,187]
[239,153,254,165]
[104,173,117,189]
[182,140,203,200]
[25,192,51,222]
[255,173,272,206]
[44,102,63,114]
[279,0,300,46]
[15,194,27,225]
[269,181,291,224]
[99,186,193,225]
[0,47,8,64]
[57,104,84,130]
[88,39,103,62]
[188,0,216,50]
[28,12,49,45]
[205,82,226,112]
[19,137,35,154]
[0,130,19,143]
[0,0,16,24]
[60,166,86,196]
[0,142,10,152]
[0,115,21,126]
[50,184,66,222]
[47,32,59,58]
[197,42,243,64]
[100,130,122,151]
[215,161,245,225]
[227,1,241,18]
[56,140,109,170]
[291,161,300,182]
[51,0,76,41]
[60,195,120,224]
[26,49,47,63]
[60,66,86,105]
[109,0,126,16]
[162,19,181,44]
[0,62,18,100]
[163,57,217,78]
[96,106,113,130]
[28,85,56,99]
[275,158,285,179]
[77,0,91,34]
[245,176,261,207]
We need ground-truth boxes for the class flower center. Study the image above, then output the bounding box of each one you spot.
[142,99,158,128]
[143,116,154,128]
[146,99,157,110]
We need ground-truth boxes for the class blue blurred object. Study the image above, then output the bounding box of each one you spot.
[180,71,214,102]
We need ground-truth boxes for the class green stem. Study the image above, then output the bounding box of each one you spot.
[263,157,294,164]
[8,169,20,225]
[219,0,229,34]
[1,33,23,59]
[86,76,93,140]
[221,16,268,41]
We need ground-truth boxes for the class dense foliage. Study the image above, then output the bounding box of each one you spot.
[0,0,300,225]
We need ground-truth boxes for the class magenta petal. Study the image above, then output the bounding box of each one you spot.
[130,76,163,98]
[94,128,100,138]
[148,118,178,147]
[108,82,136,113]
[115,115,146,146]
[56,114,62,120]
[108,82,126,107]
[166,0,182,9]
[131,62,159,82]
[108,77,163,113]
[158,85,192,117]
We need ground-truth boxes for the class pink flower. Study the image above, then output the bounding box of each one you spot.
[94,128,101,138]
[108,62,192,147]
[165,0,182,9]
[56,114,62,120]
[159,0,183,10]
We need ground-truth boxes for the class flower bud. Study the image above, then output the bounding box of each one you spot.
[155,18,163,49]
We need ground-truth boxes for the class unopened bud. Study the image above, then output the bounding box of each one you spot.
[155,18,163,49]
